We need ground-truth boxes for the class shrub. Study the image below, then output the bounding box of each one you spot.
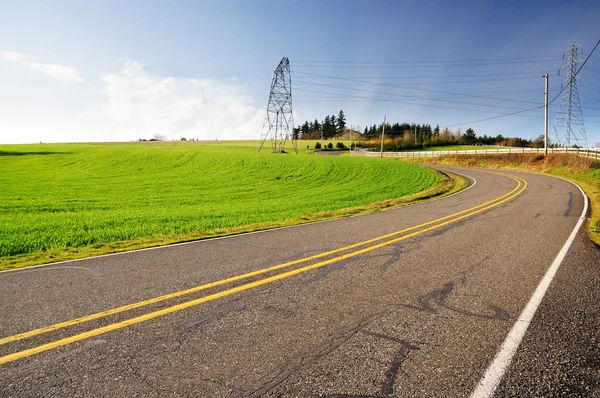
[315,142,322,149]
[327,142,333,149]
[336,142,346,149]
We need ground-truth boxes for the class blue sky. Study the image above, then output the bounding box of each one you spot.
[1,0,599,145]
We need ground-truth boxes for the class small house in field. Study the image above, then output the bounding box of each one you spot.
[335,129,365,140]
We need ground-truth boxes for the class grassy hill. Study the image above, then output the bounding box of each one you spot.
[0,141,457,269]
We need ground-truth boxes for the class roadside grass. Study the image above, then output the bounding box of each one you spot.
[412,153,600,245]
[404,145,497,152]
[0,142,463,270]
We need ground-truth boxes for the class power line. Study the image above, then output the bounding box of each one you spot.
[580,81,600,90]
[294,80,543,110]
[291,70,554,79]
[292,56,561,68]
[580,93,598,101]
[292,73,550,86]
[445,106,543,127]
[447,39,600,129]
[290,45,600,136]
[294,87,545,120]
[293,72,543,105]
[294,82,562,99]
[551,43,592,147]
[548,39,600,105]
[293,55,558,63]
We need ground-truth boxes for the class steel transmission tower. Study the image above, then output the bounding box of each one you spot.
[257,57,298,153]
[551,44,588,148]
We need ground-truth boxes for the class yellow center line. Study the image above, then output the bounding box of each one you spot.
[0,174,527,365]
[0,173,523,347]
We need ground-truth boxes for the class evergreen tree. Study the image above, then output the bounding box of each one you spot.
[313,119,321,134]
[462,128,477,145]
[337,110,347,132]
[300,121,310,138]
[331,115,337,135]
[322,116,332,138]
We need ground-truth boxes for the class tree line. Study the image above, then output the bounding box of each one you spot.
[296,110,547,150]
[296,110,346,140]
[361,123,544,150]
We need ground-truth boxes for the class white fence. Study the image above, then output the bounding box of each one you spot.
[350,147,600,160]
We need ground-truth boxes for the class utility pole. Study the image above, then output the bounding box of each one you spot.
[320,128,323,149]
[544,73,549,156]
[414,124,417,144]
[257,57,297,154]
[380,116,386,158]
[551,44,587,148]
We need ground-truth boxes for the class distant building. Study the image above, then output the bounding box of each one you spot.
[335,129,364,140]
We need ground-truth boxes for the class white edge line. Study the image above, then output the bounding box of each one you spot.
[470,177,589,398]
[0,169,477,275]
[431,167,477,200]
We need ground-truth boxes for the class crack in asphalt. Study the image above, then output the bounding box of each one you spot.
[564,192,574,217]
[321,330,420,398]
[248,311,390,397]
[185,299,247,328]
[401,274,511,321]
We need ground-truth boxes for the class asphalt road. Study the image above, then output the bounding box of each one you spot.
[1,166,598,397]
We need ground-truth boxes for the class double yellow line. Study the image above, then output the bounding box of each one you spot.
[0,172,527,365]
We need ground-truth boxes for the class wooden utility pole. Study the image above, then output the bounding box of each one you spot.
[380,116,386,158]
[544,73,549,156]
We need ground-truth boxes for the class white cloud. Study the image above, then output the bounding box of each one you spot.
[0,57,266,143]
[101,60,264,140]
[23,62,85,84]
[0,50,85,84]
[0,50,28,62]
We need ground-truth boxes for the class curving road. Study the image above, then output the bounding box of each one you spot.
[1,166,598,397]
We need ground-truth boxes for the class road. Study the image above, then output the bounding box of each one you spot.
[1,166,598,397]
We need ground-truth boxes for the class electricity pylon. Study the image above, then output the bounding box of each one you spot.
[551,44,588,148]
[257,57,298,154]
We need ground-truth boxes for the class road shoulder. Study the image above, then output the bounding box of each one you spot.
[494,227,600,396]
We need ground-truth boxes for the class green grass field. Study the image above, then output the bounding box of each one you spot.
[0,142,450,269]
[187,139,355,149]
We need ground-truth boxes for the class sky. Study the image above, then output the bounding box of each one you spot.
[1,0,599,146]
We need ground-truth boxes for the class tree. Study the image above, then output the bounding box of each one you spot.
[433,125,440,141]
[313,119,321,134]
[322,116,334,139]
[531,135,544,148]
[337,110,347,132]
[462,128,477,145]
[300,121,310,138]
